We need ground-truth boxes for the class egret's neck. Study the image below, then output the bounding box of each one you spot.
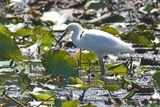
[71,27,83,45]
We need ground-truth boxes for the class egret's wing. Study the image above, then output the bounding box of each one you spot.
[79,29,133,56]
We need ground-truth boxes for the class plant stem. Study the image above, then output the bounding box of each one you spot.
[5,94,26,107]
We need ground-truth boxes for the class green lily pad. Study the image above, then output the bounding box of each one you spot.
[103,85,120,91]
[85,0,108,10]
[0,72,13,84]
[139,4,154,14]
[18,71,31,91]
[0,33,21,60]
[67,84,95,90]
[81,103,97,107]
[42,50,78,78]
[61,100,79,107]
[28,88,55,101]
[120,29,154,47]
[98,26,120,36]
[152,70,160,91]
[106,63,127,76]
[0,25,12,35]
[74,51,98,69]
[0,16,9,25]
[69,77,84,84]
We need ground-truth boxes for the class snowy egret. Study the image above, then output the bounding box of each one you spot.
[57,23,134,77]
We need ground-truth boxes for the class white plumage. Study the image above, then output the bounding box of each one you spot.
[66,23,134,56]
[59,23,134,77]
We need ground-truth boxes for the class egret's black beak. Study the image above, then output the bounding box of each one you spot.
[56,30,67,46]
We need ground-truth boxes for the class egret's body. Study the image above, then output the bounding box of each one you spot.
[71,29,134,56]
[59,23,134,77]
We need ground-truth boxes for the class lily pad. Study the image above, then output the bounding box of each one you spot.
[0,72,13,84]
[0,33,21,60]
[85,0,108,10]
[28,87,55,103]
[98,26,120,36]
[139,4,154,14]
[69,77,84,84]
[120,29,154,47]
[81,103,97,107]
[74,51,98,69]
[42,50,78,78]
[103,85,120,91]
[67,84,95,90]
[61,100,79,107]
[152,70,160,91]
[106,63,128,76]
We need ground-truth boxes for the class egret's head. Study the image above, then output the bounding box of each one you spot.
[66,23,83,32]
[56,23,82,46]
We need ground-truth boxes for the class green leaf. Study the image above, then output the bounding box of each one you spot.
[81,103,97,107]
[106,63,127,76]
[98,26,120,36]
[84,0,108,10]
[0,25,12,35]
[108,13,125,22]
[147,103,160,107]
[42,50,79,78]
[0,16,9,25]
[139,4,154,14]
[152,70,160,91]
[69,77,84,84]
[28,88,54,101]
[120,29,154,47]
[15,28,33,37]
[103,85,120,91]
[18,72,31,91]
[61,100,79,107]
[8,17,24,24]
[67,84,95,90]
[0,33,21,60]
[74,51,98,69]
[0,73,13,84]
[0,88,5,94]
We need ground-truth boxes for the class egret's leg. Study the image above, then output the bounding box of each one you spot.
[79,48,82,70]
[99,57,105,77]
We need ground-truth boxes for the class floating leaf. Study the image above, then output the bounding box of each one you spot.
[152,70,160,90]
[74,51,98,69]
[98,26,120,36]
[0,25,12,35]
[120,29,154,47]
[81,103,97,107]
[106,13,125,22]
[0,33,21,60]
[18,72,31,91]
[67,84,95,90]
[106,63,127,76]
[15,28,34,37]
[0,16,9,25]
[139,4,154,14]
[61,100,79,107]
[28,88,54,101]
[0,73,13,84]
[42,50,78,78]
[69,77,84,84]
[9,17,24,24]
[103,85,120,91]
[84,0,108,10]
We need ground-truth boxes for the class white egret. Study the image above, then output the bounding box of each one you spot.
[57,23,134,77]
